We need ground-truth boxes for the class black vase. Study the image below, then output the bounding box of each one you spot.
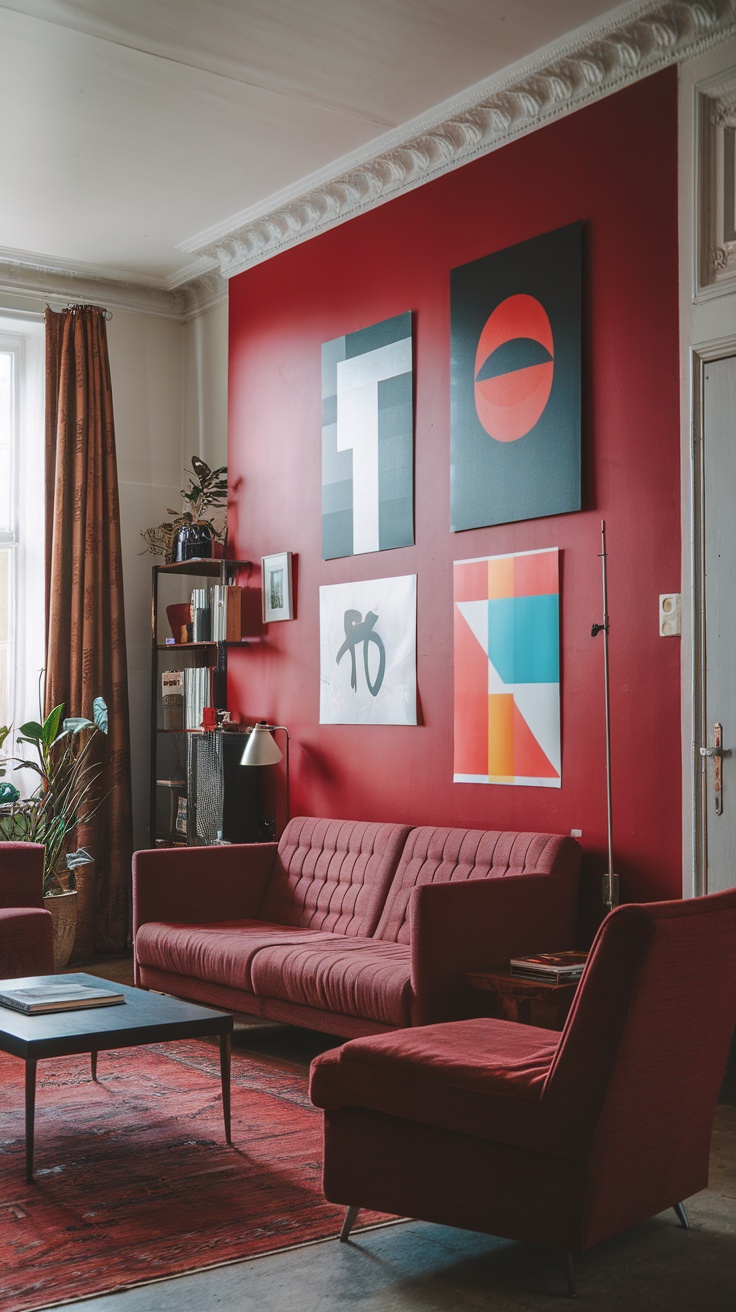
[174,523,214,562]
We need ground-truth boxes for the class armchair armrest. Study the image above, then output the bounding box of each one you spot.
[0,843,45,909]
[409,868,579,1025]
[0,906,54,976]
[132,842,278,935]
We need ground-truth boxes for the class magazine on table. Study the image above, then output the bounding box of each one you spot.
[0,982,125,1015]
[509,950,588,983]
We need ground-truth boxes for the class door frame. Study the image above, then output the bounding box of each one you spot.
[690,336,736,896]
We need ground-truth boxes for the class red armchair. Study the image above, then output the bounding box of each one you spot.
[0,843,54,977]
[310,888,736,1297]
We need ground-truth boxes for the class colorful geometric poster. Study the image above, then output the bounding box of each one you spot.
[450,223,581,531]
[453,549,560,787]
[320,575,417,725]
[322,312,414,560]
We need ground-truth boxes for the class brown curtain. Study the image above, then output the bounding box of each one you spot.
[44,305,133,952]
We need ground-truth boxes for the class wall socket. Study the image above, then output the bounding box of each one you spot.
[659,594,681,637]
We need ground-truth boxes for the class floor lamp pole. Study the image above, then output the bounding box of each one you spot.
[592,520,619,911]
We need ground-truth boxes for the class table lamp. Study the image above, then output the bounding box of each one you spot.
[240,721,290,832]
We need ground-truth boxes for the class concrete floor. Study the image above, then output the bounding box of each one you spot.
[51,959,736,1312]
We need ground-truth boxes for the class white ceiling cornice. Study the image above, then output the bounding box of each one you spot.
[2,0,734,316]
[191,0,736,281]
[0,253,226,323]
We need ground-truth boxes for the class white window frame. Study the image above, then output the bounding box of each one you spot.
[0,334,21,731]
[0,317,45,748]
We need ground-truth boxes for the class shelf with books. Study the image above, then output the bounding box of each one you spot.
[156,640,250,651]
[150,560,253,848]
[157,728,245,735]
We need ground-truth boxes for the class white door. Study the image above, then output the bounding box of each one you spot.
[700,353,736,893]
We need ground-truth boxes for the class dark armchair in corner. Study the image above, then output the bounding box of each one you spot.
[0,843,54,977]
[310,888,736,1297]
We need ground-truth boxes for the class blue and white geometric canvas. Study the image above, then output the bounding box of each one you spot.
[322,313,414,560]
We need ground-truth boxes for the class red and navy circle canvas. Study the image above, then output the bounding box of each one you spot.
[450,222,582,531]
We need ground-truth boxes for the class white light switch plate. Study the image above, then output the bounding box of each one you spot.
[659,594,681,637]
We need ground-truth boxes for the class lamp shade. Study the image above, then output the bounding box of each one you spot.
[240,722,283,766]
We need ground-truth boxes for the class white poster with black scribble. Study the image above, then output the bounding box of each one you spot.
[319,575,417,725]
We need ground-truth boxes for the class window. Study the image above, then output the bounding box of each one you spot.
[0,318,45,741]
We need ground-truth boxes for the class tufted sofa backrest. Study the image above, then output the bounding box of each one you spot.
[374,826,582,944]
[258,816,412,937]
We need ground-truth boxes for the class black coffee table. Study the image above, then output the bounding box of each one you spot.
[0,972,234,1181]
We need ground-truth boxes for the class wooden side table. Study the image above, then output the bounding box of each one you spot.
[467,964,585,1031]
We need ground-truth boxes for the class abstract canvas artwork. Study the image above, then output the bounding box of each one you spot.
[453,549,561,787]
[320,575,417,725]
[322,312,414,560]
[450,223,581,531]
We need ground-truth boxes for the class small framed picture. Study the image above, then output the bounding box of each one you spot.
[262,552,294,622]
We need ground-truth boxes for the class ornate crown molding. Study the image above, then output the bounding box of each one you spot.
[2,1,734,309]
[179,270,229,321]
[697,63,736,290]
[0,252,227,322]
[191,0,736,282]
[0,253,184,319]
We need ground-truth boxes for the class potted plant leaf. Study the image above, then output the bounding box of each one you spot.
[0,696,108,968]
[140,456,228,562]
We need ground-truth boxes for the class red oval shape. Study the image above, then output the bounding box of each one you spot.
[474,294,554,443]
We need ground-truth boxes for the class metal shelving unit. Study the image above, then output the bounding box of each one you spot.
[149,559,251,847]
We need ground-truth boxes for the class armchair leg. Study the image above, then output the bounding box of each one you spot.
[340,1205,360,1241]
[673,1202,689,1230]
[564,1252,577,1299]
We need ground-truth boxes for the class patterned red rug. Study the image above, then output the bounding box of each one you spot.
[0,1038,385,1311]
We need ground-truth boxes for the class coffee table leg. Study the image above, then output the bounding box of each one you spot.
[90,1050,98,1081]
[25,1058,37,1183]
[219,1032,232,1145]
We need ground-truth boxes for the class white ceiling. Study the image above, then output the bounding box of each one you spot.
[0,1,682,288]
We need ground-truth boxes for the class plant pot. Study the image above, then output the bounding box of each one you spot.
[174,523,213,561]
[43,889,78,972]
[70,864,97,963]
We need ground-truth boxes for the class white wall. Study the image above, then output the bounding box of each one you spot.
[107,309,185,851]
[183,300,229,471]
[109,297,228,850]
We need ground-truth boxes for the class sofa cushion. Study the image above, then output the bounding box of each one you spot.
[309,1018,586,1157]
[257,817,411,937]
[136,919,413,1026]
[135,919,332,994]
[374,827,579,945]
[249,936,413,1028]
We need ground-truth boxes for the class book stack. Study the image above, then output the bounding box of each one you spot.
[184,666,211,730]
[509,951,588,984]
[211,585,242,642]
[161,669,185,730]
[0,982,125,1014]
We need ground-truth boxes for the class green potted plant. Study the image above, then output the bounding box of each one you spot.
[0,696,108,968]
[140,456,228,562]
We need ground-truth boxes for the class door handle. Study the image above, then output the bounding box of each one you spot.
[701,723,731,815]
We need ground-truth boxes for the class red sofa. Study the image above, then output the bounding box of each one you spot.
[133,816,581,1038]
[0,842,54,977]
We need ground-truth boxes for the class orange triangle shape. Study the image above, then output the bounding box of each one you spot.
[512,702,559,779]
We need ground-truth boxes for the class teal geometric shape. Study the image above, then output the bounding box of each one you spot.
[487,595,559,684]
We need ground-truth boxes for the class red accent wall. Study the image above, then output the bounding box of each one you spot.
[228,68,681,909]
